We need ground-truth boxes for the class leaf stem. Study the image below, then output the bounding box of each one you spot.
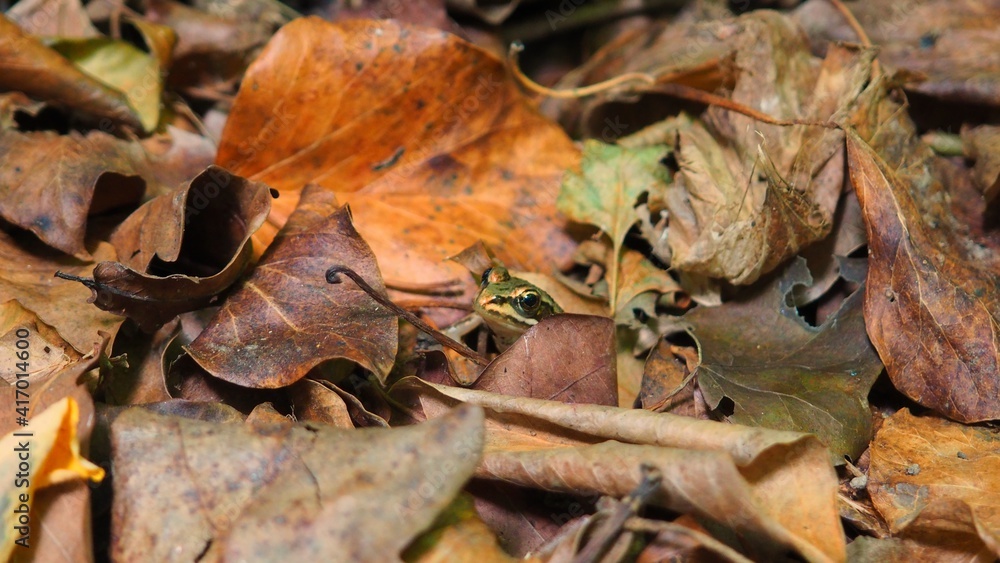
[325,266,490,366]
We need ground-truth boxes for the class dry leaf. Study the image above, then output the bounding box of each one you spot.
[867,409,1000,559]
[0,231,122,353]
[0,397,105,560]
[215,17,579,284]
[64,166,272,332]
[0,129,149,259]
[685,258,882,462]
[0,14,142,129]
[186,186,398,387]
[473,314,617,406]
[846,126,1000,422]
[110,403,484,561]
[395,380,845,562]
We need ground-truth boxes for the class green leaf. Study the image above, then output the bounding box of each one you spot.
[557,140,670,311]
[685,258,882,463]
[52,38,165,132]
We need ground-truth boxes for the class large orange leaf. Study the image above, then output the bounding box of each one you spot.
[216,17,579,284]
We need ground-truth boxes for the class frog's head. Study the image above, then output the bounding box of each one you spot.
[473,266,563,348]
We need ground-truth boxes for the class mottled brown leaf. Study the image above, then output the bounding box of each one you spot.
[215,17,578,285]
[846,127,1000,422]
[0,129,149,259]
[685,258,882,462]
[186,187,398,388]
[867,409,1000,559]
[111,404,484,561]
[473,314,617,406]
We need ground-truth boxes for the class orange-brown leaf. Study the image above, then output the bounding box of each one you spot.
[215,17,579,284]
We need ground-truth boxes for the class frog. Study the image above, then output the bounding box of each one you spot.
[445,266,563,352]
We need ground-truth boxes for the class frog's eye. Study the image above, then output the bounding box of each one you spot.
[514,289,542,316]
[480,268,493,287]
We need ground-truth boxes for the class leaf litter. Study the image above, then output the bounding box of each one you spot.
[2,1,1000,560]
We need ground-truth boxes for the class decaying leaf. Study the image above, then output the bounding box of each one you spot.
[867,409,1000,559]
[961,125,1000,203]
[215,17,579,284]
[50,28,175,132]
[110,403,484,561]
[846,126,1000,422]
[0,129,149,259]
[186,186,398,388]
[685,258,882,462]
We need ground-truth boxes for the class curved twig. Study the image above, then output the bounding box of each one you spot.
[326,266,490,366]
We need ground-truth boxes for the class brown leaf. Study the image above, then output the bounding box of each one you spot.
[395,380,845,562]
[0,14,142,129]
[215,17,578,284]
[0,129,149,259]
[186,186,398,388]
[473,315,617,406]
[666,37,873,284]
[0,231,122,353]
[287,379,353,429]
[0,300,78,378]
[639,339,702,416]
[110,403,484,561]
[66,166,272,331]
[145,0,273,88]
[795,0,1000,106]
[0,335,105,562]
[961,124,1000,203]
[846,127,1000,422]
[6,0,99,38]
[867,409,1000,559]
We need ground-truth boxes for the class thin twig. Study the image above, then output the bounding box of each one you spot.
[826,0,881,79]
[326,266,490,366]
[508,42,656,99]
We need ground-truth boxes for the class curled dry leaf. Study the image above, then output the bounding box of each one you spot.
[0,231,121,353]
[867,409,1000,559]
[473,314,617,406]
[0,397,105,561]
[186,186,398,388]
[394,380,844,562]
[684,258,882,463]
[215,17,579,284]
[0,129,149,259]
[846,127,1000,422]
[68,166,271,332]
[110,403,484,561]
[0,14,142,129]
